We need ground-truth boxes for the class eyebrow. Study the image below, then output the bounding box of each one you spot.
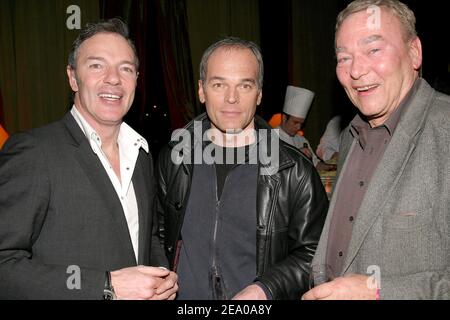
[241,78,257,84]
[86,56,136,66]
[336,35,383,53]
[208,76,256,84]
[359,34,383,46]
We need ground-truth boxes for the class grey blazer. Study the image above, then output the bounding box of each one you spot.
[0,113,167,299]
[313,79,450,299]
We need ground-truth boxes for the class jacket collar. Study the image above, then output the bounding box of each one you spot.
[168,113,294,174]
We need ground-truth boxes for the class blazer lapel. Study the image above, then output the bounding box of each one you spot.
[62,113,136,264]
[342,79,436,273]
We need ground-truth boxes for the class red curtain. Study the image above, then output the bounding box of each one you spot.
[154,0,198,129]
[99,0,199,155]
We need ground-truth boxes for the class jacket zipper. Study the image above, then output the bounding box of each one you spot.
[211,165,234,299]
[212,168,223,269]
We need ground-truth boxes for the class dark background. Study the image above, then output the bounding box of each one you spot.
[0,0,448,156]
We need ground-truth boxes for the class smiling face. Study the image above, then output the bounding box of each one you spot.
[335,8,422,127]
[67,32,138,130]
[198,47,262,134]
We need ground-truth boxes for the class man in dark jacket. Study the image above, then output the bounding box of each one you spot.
[156,37,328,300]
[0,18,177,300]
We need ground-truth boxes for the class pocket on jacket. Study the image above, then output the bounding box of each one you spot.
[388,207,432,230]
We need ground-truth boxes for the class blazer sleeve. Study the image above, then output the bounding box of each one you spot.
[0,133,104,299]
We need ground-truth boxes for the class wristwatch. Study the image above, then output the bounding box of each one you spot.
[103,271,116,300]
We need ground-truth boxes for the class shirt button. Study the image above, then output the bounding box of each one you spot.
[126,167,130,170]
[359,181,364,187]
[349,216,354,222]
[134,143,138,146]
[339,251,343,257]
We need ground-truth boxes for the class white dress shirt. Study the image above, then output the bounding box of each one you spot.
[71,106,149,262]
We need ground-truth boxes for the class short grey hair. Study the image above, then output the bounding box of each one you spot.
[68,18,139,70]
[199,37,264,89]
[336,0,417,42]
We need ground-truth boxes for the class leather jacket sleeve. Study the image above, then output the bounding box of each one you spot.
[155,146,169,252]
[255,151,329,299]
[155,145,190,268]
[148,151,170,269]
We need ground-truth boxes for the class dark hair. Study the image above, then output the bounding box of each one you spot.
[68,18,139,69]
[282,112,291,121]
[199,37,264,89]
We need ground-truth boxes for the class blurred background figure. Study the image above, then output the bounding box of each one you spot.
[277,86,319,164]
[316,115,341,162]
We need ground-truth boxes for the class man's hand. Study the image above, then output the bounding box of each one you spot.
[232,284,267,300]
[152,271,178,300]
[302,274,378,300]
[111,266,175,300]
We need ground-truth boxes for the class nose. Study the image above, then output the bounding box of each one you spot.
[349,54,369,80]
[104,66,121,85]
[225,87,239,104]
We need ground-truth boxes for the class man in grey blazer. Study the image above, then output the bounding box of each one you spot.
[0,18,178,299]
[303,0,449,300]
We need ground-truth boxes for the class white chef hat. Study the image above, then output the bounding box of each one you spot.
[282,86,315,119]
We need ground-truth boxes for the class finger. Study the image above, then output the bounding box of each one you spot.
[156,281,178,298]
[302,284,332,300]
[168,293,177,300]
[138,266,170,277]
[155,280,174,295]
[312,283,333,300]
[151,286,178,300]
[156,273,177,294]
[301,290,314,300]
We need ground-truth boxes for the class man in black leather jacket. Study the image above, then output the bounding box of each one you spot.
[156,37,329,300]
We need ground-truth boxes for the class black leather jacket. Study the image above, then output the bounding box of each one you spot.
[156,113,328,299]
